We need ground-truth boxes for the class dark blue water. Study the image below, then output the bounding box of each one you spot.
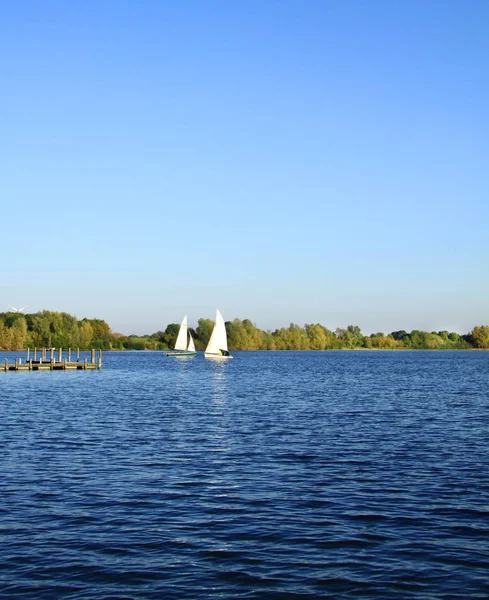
[1,351,489,599]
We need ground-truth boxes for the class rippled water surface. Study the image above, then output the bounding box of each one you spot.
[1,350,489,599]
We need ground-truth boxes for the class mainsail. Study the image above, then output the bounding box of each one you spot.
[205,309,228,355]
[174,315,188,351]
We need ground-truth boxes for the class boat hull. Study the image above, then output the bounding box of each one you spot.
[204,352,233,359]
[166,351,197,357]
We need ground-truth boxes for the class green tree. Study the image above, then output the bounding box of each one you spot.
[78,320,93,348]
[469,325,489,349]
[262,331,276,350]
[10,317,28,349]
[232,319,265,350]
[164,323,180,349]
[30,311,52,347]
[86,319,112,349]
[0,320,12,349]
[196,318,214,348]
[272,323,309,350]
[305,323,327,349]
[336,325,364,348]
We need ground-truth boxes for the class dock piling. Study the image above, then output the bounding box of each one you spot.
[2,347,102,372]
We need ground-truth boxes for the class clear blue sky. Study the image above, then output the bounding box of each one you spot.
[1,0,488,335]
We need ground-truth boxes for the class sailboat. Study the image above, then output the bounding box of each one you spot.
[166,315,197,357]
[205,309,233,359]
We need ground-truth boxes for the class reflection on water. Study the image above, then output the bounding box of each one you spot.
[209,359,230,406]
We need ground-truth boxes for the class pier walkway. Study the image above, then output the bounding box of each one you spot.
[2,348,102,371]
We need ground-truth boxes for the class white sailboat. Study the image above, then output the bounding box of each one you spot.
[205,309,233,359]
[166,315,197,357]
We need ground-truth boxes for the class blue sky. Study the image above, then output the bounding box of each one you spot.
[1,1,488,334]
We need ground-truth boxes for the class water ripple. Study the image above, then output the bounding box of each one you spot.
[1,350,489,599]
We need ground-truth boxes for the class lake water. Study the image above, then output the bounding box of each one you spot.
[1,350,489,599]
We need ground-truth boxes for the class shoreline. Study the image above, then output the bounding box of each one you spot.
[1,348,487,353]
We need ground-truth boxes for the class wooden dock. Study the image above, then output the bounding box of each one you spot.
[1,348,102,371]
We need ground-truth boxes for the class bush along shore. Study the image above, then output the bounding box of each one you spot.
[1,310,488,351]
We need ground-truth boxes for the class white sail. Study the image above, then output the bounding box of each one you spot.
[174,315,188,351]
[187,332,195,352]
[205,309,228,355]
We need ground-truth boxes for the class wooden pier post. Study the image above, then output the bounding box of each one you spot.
[2,347,100,374]
[77,348,80,361]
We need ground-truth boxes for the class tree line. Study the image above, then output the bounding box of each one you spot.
[1,310,489,351]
